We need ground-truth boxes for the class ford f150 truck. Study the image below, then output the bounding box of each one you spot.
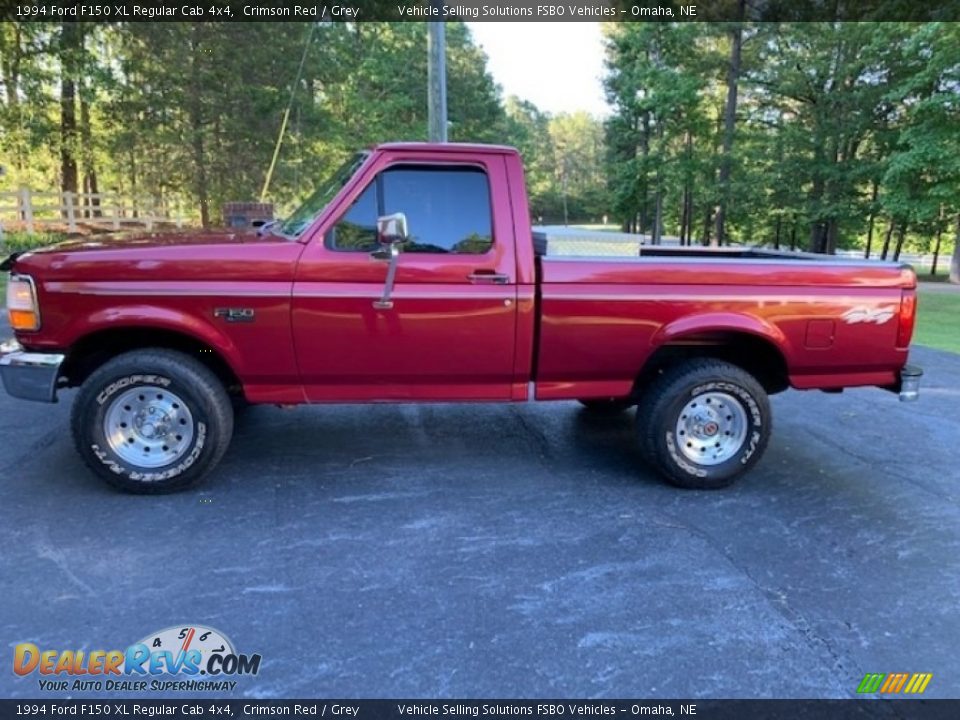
[1,143,922,493]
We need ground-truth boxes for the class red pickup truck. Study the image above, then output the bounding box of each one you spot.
[1,143,922,493]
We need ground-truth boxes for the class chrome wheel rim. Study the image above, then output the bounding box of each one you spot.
[104,385,195,468]
[674,391,748,466]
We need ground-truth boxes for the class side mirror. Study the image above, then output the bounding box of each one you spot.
[371,213,407,311]
[376,212,408,245]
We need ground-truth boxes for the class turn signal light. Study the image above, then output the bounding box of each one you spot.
[6,275,40,331]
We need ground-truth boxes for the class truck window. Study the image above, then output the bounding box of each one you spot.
[327,165,493,254]
[327,181,379,252]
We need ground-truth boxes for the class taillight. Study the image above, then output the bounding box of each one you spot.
[6,275,41,331]
[897,290,916,348]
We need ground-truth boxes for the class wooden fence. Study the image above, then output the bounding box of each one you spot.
[0,188,185,234]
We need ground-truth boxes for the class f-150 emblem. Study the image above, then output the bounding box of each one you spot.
[841,306,895,325]
[214,307,255,323]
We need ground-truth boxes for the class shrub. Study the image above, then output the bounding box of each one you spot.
[0,230,68,254]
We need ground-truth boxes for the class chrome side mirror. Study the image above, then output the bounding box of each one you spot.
[372,213,408,310]
[376,212,408,245]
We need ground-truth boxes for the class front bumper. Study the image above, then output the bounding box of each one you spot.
[0,338,64,403]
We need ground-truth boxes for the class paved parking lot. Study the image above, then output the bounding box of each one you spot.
[2,318,958,699]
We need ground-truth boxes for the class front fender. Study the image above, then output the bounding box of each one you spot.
[64,305,244,376]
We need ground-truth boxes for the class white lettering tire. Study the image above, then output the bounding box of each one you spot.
[636,359,771,489]
[71,349,234,494]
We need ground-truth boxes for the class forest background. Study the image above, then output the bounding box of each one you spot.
[1,21,958,279]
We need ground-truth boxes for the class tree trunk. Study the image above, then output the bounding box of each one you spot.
[702,206,712,247]
[774,216,782,249]
[679,186,689,245]
[825,218,839,255]
[1,24,24,172]
[189,27,210,228]
[59,23,80,203]
[810,222,827,254]
[680,132,693,245]
[79,75,100,218]
[790,224,797,251]
[950,213,960,284]
[653,186,663,245]
[652,123,664,245]
[714,1,745,247]
[880,220,895,261]
[639,109,651,236]
[892,223,908,262]
[129,150,137,219]
[931,223,943,277]
[864,179,878,258]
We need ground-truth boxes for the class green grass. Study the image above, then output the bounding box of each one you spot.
[915,289,960,353]
[917,273,952,283]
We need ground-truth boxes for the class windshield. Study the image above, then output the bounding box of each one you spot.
[277,152,368,238]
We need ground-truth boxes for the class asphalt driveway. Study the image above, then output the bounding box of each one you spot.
[1,319,958,700]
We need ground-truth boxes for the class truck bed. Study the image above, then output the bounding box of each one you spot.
[531,226,893,263]
[532,249,915,401]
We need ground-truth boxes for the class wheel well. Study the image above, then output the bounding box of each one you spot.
[635,332,789,396]
[60,328,243,396]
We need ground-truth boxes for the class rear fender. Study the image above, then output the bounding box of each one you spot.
[650,311,789,352]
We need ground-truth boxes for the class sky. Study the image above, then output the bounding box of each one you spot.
[465,22,610,118]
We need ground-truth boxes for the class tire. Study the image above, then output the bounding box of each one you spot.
[636,359,771,490]
[577,397,635,414]
[71,349,234,494]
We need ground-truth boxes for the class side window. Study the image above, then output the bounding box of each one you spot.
[326,165,493,254]
[326,181,378,251]
[382,166,493,254]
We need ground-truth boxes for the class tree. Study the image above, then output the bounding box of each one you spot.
[503,96,553,220]
[0,23,56,188]
[714,0,746,246]
[548,112,606,224]
[603,22,707,241]
[951,216,960,284]
[881,23,960,280]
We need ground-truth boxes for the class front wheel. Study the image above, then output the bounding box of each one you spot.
[71,349,234,494]
[636,359,771,489]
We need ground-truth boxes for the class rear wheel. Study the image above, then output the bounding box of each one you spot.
[636,359,771,489]
[577,397,635,414]
[71,349,234,494]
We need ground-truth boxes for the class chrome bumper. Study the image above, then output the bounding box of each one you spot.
[898,365,923,402]
[0,338,64,403]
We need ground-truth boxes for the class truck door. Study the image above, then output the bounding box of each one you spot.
[291,155,518,401]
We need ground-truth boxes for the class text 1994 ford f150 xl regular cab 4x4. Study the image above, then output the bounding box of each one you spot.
[1,143,923,493]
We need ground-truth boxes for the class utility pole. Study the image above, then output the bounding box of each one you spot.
[427,16,448,143]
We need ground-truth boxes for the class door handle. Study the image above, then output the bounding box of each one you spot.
[467,271,510,285]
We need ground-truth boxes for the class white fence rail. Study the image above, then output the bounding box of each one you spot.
[0,188,185,234]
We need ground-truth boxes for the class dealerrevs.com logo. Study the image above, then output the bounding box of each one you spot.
[13,625,261,693]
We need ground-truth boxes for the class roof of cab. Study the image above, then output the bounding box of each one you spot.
[374,141,519,155]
